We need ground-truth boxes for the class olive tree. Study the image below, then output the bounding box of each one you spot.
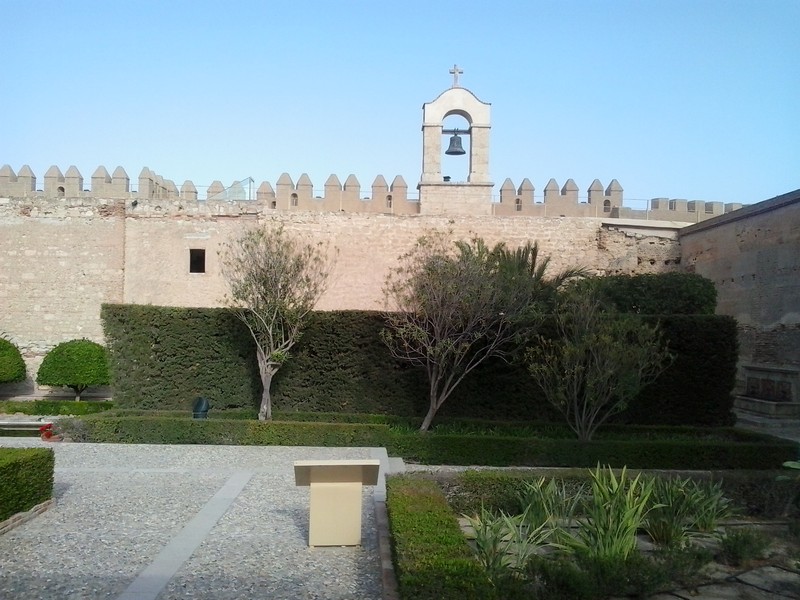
[527,290,673,441]
[382,233,583,432]
[36,339,109,400]
[220,224,332,421]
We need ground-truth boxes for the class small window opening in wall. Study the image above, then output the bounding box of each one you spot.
[189,249,206,273]
[386,194,393,209]
[515,198,522,212]
[270,200,277,209]
[705,204,714,214]
[668,199,677,210]
[57,186,65,197]
[291,193,298,207]
[603,199,611,213]
[688,202,696,213]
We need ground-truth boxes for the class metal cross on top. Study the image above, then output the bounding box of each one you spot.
[449,64,463,88]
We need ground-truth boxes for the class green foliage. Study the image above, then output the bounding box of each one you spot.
[569,465,654,562]
[0,400,114,416]
[36,339,109,400]
[528,553,671,600]
[382,234,583,431]
[719,528,770,566]
[55,412,795,471]
[622,315,738,426]
[582,272,717,315]
[0,338,26,384]
[60,415,392,446]
[219,224,333,420]
[528,291,673,440]
[516,477,585,542]
[642,477,733,547]
[465,506,555,583]
[101,304,261,410]
[99,305,737,427]
[386,475,496,599]
[0,448,54,521]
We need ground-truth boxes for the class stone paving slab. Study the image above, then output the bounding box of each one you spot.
[0,440,385,600]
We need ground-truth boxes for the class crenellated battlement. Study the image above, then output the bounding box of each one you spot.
[0,164,743,223]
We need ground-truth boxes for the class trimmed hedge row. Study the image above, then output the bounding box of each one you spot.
[0,448,54,521]
[101,304,261,410]
[63,416,391,446]
[440,469,800,519]
[0,400,115,416]
[101,306,738,426]
[57,416,797,470]
[386,475,495,599]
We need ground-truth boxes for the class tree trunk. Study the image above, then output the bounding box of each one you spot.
[258,369,274,421]
[419,404,437,432]
[255,346,276,421]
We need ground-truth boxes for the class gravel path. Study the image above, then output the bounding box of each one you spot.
[0,440,386,600]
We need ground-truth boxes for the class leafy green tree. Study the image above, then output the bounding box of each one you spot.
[527,290,672,441]
[0,338,26,384]
[382,233,583,432]
[220,225,333,421]
[36,339,109,400]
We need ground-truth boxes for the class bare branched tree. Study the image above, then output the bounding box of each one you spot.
[527,290,673,441]
[382,233,583,432]
[220,225,332,420]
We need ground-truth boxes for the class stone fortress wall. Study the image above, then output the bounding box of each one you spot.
[0,168,687,395]
[0,164,743,223]
[680,189,800,414]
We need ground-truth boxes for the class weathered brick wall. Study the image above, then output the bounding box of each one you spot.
[0,197,125,395]
[0,196,683,396]
[681,190,800,398]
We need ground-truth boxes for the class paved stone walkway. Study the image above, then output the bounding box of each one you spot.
[0,440,390,600]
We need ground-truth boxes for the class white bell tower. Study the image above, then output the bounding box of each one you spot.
[418,65,494,215]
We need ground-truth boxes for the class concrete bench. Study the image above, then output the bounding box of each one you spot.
[294,459,381,547]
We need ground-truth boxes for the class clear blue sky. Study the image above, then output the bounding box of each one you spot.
[3,0,798,205]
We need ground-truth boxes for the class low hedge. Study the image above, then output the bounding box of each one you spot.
[439,468,800,519]
[0,448,54,521]
[0,400,115,416]
[386,475,495,599]
[56,415,797,471]
[62,416,393,446]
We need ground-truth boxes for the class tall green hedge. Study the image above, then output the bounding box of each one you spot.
[101,304,261,410]
[584,273,717,315]
[621,315,738,426]
[101,306,737,426]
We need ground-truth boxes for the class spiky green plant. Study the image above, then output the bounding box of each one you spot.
[466,505,554,583]
[569,465,655,562]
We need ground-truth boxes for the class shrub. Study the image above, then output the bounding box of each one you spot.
[386,475,495,599]
[0,338,26,384]
[0,448,54,521]
[719,528,770,566]
[583,273,717,315]
[100,305,737,427]
[36,339,109,400]
[0,400,115,416]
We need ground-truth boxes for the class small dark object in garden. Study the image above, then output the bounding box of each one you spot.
[192,396,210,419]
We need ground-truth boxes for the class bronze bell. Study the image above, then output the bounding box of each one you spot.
[445,133,466,155]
